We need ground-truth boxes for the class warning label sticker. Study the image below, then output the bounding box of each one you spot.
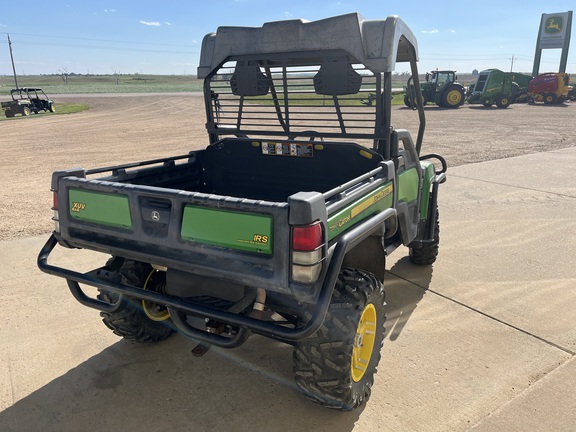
[261,142,313,157]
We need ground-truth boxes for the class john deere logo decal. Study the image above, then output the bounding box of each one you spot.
[545,16,563,34]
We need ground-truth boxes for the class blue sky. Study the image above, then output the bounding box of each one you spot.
[0,1,573,76]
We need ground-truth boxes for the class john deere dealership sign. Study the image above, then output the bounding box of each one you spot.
[533,10,573,75]
[539,12,570,49]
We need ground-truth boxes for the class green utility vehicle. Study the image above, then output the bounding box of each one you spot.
[467,68,532,108]
[404,70,465,108]
[1,87,55,118]
[38,13,446,410]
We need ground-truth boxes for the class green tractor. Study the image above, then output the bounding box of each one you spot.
[467,69,532,108]
[404,70,465,108]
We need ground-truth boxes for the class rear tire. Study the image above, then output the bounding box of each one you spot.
[21,106,31,116]
[97,260,174,343]
[5,109,15,118]
[409,207,440,265]
[293,268,386,410]
[543,93,557,105]
[441,85,465,108]
[496,95,511,109]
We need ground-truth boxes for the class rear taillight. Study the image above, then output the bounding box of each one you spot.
[52,191,60,233]
[291,222,324,284]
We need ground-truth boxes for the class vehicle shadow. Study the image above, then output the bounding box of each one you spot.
[384,256,434,341]
[0,330,363,432]
[0,259,431,432]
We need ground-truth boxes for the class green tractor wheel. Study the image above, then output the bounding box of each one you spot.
[441,85,465,108]
[21,106,31,116]
[293,268,386,410]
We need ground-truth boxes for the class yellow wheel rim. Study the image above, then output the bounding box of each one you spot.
[447,90,462,105]
[351,303,377,382]
[142,270,171,322]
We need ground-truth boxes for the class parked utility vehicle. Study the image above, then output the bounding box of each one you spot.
[1,87,55,117]
[38,13,446,410]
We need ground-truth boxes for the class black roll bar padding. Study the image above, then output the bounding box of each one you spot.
[420,153,448,175]
[37,207,396,346]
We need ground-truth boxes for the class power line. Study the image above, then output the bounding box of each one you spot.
[13,39,198,54]
[6,32,197,48]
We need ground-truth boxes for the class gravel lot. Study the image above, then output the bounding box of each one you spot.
[0,93,574,240]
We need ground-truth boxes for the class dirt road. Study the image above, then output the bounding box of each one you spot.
[0,94,574,240]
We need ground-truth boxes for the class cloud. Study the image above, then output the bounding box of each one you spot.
[140,21,161,26]
[450,29,456,33]
[104,9,116,12]
[284,12,293,18]
[164,22,172,26]
[421,29,439,34]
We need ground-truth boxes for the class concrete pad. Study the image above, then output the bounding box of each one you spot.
[388,147,576,353]
[0,237,572,431]
[448,147,576,196]
[469,356,576,432]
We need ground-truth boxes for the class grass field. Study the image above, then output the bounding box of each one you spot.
[0,74,203,95]
[1,73,478,96]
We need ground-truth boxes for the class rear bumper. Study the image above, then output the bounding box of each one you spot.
[38,207,395,348]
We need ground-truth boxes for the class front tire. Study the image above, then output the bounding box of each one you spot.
[97,260,174,343]
[293,268,386,410]
[410,207,440,265]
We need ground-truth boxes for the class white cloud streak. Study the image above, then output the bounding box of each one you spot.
[421,29,440,34]
[140,21,161,26]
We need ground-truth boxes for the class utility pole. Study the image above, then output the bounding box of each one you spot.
[509,54,516,72]
[7,33,19,89]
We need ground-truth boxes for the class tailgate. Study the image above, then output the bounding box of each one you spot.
[54,175,291,294]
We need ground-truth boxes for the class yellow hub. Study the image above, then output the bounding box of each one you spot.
[142,270,171,322]
[446,90,462,105]
[351,303,377,382]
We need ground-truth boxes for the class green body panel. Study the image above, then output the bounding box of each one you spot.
[419,162,435,219]
[397,168,419,203]
[469,69,532,104]
[327,183,394,240]
[181,206,273,254]
[69,189,133,229]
